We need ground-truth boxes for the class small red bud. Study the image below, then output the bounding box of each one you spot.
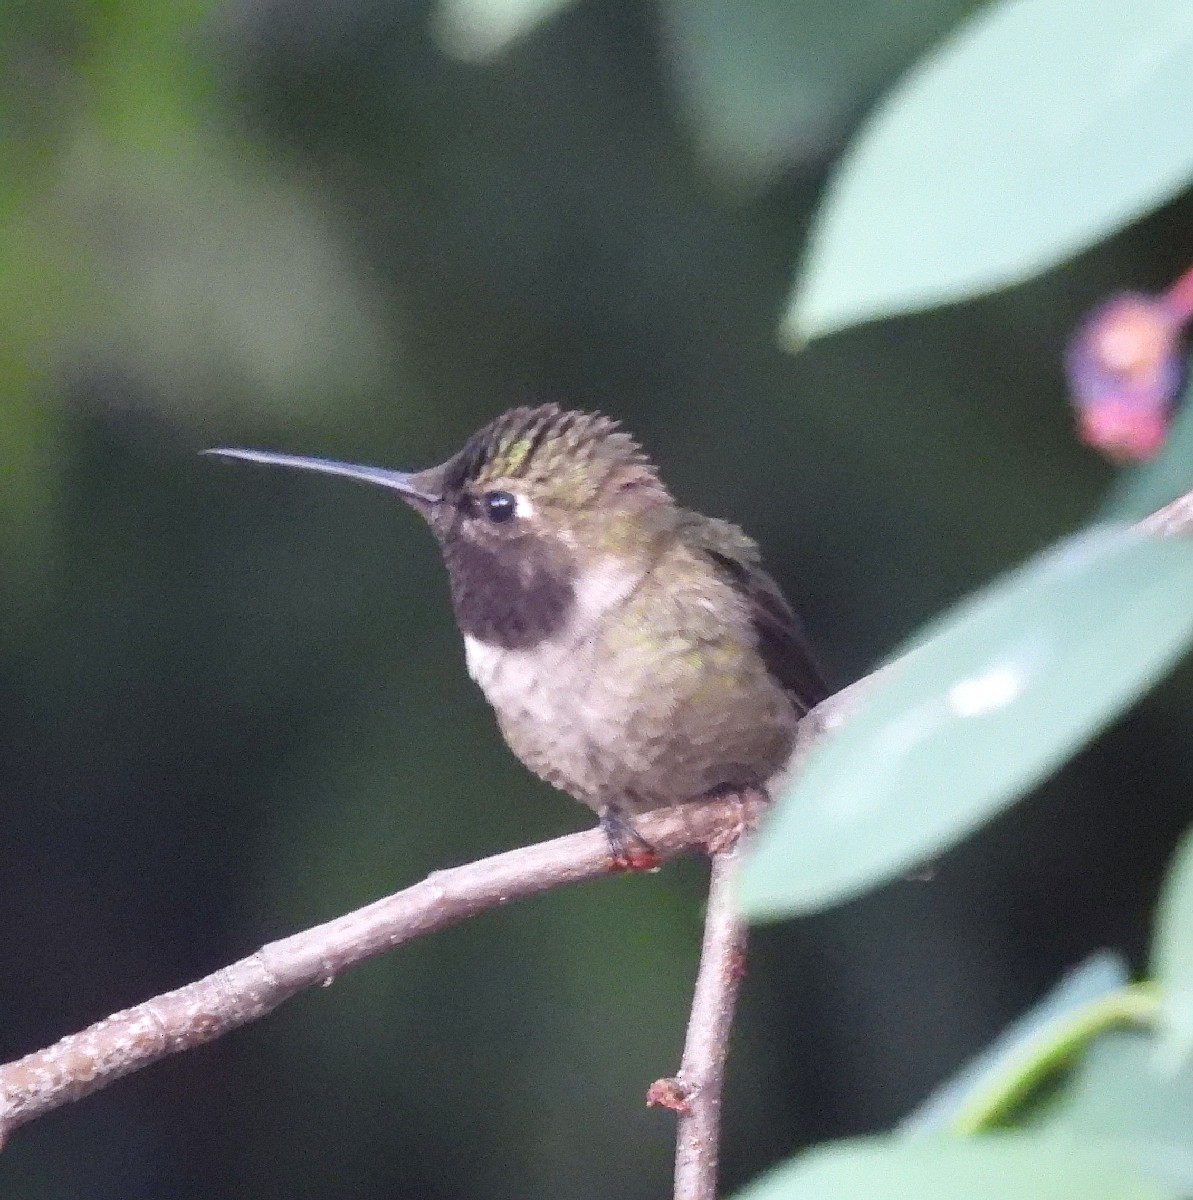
[1065,292,1182,462]
[646,1077,692,1114]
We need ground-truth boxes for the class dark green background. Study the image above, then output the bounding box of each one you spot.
[3,2,1192,1196]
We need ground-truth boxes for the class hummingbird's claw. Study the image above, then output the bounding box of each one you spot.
[599,805,661,873]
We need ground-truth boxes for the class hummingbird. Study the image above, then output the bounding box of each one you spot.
[207,405,827,858]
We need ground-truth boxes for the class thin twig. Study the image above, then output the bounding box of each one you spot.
[0,794,765,1146]
[3,485,1193,1151]
[649,843,750,1200]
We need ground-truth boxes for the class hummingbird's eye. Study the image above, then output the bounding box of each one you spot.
[482,490,517,523]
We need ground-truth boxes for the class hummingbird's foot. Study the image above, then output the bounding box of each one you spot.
[599,805,661,873]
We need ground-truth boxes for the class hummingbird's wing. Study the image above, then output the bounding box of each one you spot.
[682,514,830,717]
[713,552,830,717]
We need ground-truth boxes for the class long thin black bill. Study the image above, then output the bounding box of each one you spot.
[203,448,440,504]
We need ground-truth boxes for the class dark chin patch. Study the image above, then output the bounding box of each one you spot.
[443,534,574,649]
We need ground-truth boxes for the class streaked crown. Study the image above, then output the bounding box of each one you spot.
[442,404,664,503]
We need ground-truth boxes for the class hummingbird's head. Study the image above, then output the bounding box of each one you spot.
[430,403,668,534]
[207,405,672,650]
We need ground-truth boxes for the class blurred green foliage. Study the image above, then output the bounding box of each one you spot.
[736,4,1193,1192]
[742,827,1193,1197]
[4,1,1193,1198]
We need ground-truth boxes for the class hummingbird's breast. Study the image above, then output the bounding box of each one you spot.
[461,550,801,814]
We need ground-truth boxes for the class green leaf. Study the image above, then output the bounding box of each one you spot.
[786,0,1193,343]
[1040,1031,1193,1192]
[740,528,1193,921]
[733,1133,1173,1200]
[1150,828,1193,1065]
[902,952,1131,1134]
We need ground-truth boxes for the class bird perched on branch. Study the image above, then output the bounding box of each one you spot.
[208,405,827,863]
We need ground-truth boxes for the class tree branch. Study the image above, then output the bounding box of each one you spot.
[3,484,1193,1166]
[649,842,750,1200]
[0,794,766,1146]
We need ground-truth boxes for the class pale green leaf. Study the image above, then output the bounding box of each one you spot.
[786,0,1193,343]
[1151,829,1193,1065]
[740,528,1193,920]
[734,1133,1173,1200]
[1041,1031,1193,1191]
[902,952,1130,1133]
